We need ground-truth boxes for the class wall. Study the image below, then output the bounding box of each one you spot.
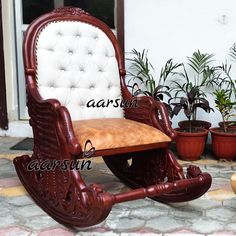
[124,0,236,128]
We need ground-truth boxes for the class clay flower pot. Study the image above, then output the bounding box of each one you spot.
[175,128,208,161]
[210,127,236,161]
[178,120,211,130]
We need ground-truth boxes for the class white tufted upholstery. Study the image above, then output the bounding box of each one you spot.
[36,21,124,120]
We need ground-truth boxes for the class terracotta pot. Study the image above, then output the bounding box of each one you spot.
[231,173,236,194]
[175,128,208,161]
[218,121,236,128]
[210,127,236,160]
[178,120,211,130]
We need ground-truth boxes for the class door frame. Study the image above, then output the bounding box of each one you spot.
[117,0,124,53]
[0,0,8,130]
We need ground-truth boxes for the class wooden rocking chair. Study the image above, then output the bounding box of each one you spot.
[14,7,212,227]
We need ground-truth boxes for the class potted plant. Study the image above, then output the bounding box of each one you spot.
[169,86,213,161]
[172,50,215,129]
[210,90,236,160]
[126,49,182,112]
[212,43,236,129]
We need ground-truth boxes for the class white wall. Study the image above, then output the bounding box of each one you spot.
[125,0,236,128]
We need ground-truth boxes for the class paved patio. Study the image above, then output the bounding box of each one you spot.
[0,137,236,236]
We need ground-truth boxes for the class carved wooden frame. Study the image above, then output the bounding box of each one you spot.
[14,7,212,228]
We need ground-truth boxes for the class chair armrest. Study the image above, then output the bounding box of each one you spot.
[57,107,82,155]
[27,81,82,156]
[124,96,176,141]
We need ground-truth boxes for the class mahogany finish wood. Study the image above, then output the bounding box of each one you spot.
[0,0,8,130]
[117,0,124,53]
[14,7,212,227]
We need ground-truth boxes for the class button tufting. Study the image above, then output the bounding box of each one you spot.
[36,21,124,121]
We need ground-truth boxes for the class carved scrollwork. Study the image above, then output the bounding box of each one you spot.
[14,155,112,227]
[186,165,202,178]
[103,149,183,187]
[53,7,90,16]
[103,148,212,203]
[165,150,185,181]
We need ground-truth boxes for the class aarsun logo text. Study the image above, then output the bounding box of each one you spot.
[27,140,96,171]
[86,98,138,108]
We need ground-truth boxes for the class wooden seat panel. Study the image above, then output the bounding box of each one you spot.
[73,118,171,155]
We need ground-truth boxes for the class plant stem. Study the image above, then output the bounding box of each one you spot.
[193,104,197,120]
[189,117,192,133]
[222,113,227,133]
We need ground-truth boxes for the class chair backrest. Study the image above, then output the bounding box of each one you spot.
[24,7,125,120]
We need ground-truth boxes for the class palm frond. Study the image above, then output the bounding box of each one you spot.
[187,50,214,75]
[229,43,236,61]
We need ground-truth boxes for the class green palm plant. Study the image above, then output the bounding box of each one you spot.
[211,63,236,100]
[126,49,182,101]
[187,50,214,85]
[210,43,236,101]
[170,50,215,120]
[207,43,236,129]
[229,43,236,62]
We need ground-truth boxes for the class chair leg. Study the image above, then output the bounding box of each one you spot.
[13,155,113,227]
[103,148,212,203]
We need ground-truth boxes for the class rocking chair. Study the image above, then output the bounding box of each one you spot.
[14,7,212,227]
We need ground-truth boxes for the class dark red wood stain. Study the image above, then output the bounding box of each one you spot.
[0,0,8,130]
[14,7,212,228]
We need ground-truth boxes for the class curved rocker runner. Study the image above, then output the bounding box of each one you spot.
[14,7,212,227]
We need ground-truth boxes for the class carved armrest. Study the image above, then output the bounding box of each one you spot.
[27,81,82,156]
[124,96,176,141]
[57,107,82,155]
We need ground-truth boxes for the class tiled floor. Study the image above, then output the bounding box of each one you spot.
[0,137,236,236]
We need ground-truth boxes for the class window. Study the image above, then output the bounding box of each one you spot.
[22,0,54,24]
[23,0,115,28]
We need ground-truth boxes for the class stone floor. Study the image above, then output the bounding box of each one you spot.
[0,137,236,236]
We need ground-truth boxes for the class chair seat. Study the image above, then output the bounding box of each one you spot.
[72,118,171,156]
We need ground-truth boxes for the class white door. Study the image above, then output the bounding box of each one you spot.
[14,0,116,119]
